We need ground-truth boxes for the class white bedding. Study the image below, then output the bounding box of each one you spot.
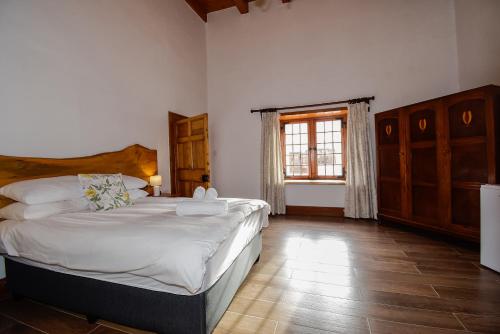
[4,207,266,295]
[0,197,270,294]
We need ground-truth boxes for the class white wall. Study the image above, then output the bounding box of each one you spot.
[0,0,207,192]
[454,0,500,90]
[207,0,460,206]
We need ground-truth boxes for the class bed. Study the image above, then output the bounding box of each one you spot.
[0,145,269,334]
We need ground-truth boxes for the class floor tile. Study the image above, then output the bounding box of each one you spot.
[455,313,500,333]
[0,314,43,334]
[0,300,97,334]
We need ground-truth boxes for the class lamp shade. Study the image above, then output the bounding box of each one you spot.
[150,175,162,187]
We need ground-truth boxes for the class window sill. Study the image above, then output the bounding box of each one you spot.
[285,179,346,185]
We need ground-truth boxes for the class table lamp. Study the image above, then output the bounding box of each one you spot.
[150,175,162,197]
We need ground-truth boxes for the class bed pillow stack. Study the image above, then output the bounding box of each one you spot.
[0,175,148,220]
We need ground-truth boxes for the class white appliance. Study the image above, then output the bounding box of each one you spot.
[480,184,500,273]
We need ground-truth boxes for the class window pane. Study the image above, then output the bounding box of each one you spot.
[301,154,308,165]
[324,143,333,153]
[286,145,293,154]
[325,154,334,165]
[285,124,293,134]
[334,143,342,153]
[316,121,324,132]
[286,134,293,144]
[317,154,325,165]
[286,155,292,165]
[293,123,300,134]
[293,134,300,144]
[293,145,301,153]
[325,165,334,176]
[334,165,343,176]
[286,166,292,176]
[317,143,325,154]
[300,123,307,133]
[333,132,341,142]
[334,153,342,164]
[333,120,341,131]
[301,165,309,175]
[325,121,333,132]
[318,165,326,176]
[301,144,308,154]
[325,132,333,143]
[301,133,308,144]
[317,132,324,143]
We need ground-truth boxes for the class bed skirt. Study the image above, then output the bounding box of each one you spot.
[5,232,262,334]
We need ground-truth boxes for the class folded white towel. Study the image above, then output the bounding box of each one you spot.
[205,187,218,200]
[193,186,206,200]
[176,200,228,216]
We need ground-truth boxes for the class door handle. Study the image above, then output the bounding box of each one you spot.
[201,174,210,182]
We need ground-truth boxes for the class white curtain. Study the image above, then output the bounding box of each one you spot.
[261,112,286,215]
[344,102,378,219]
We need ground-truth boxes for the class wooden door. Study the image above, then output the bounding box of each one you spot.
[442,90,492,238]
[406,101,446,226]
[174,113,210,197]
[376,110,404,218]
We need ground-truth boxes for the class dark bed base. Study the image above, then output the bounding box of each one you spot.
[5,233,262,334]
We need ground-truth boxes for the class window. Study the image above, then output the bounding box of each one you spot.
[280,109,347,180]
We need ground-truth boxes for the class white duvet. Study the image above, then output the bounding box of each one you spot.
[0,197,270,294]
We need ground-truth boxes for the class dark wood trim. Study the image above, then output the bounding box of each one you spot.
[233,0,249,14]
[379,213,479,243]
[286,205,344,217]
[185,0,207,22]
[168,111,188,197]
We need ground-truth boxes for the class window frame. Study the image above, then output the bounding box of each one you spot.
[280,108,347,181]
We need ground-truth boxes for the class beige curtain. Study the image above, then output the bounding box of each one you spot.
[261,112,286,215]
[344,102,378,219]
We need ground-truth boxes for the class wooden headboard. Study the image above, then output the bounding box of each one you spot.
[0,144,157,210]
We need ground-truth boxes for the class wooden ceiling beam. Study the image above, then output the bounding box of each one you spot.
[233,0,249,14]
[185,0,207,22]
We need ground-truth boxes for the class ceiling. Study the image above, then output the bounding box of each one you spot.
[185,0,291,22]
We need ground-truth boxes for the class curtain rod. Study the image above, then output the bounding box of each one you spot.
[250,96,375,114]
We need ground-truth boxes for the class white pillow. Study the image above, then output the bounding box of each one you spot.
[122,175,148,190]
[0,176,81,205]
[0,189,148,220]
[0,175,148,205]
[0,198,89,221]
[129,189,149,201]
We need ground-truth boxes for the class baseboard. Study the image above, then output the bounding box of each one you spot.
[286,205,344,217]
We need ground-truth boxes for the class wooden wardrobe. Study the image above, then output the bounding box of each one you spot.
[375,85,500,241]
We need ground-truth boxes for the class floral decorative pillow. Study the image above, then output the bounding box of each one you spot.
[78,174,131,211]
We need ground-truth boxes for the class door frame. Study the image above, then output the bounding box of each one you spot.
[168,111,187,197]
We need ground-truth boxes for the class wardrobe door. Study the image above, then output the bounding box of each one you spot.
[406,101,445,226]
[444,90,492,238]
[376,110,404,218]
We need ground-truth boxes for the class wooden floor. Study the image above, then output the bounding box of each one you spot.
[0,216,499,334]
